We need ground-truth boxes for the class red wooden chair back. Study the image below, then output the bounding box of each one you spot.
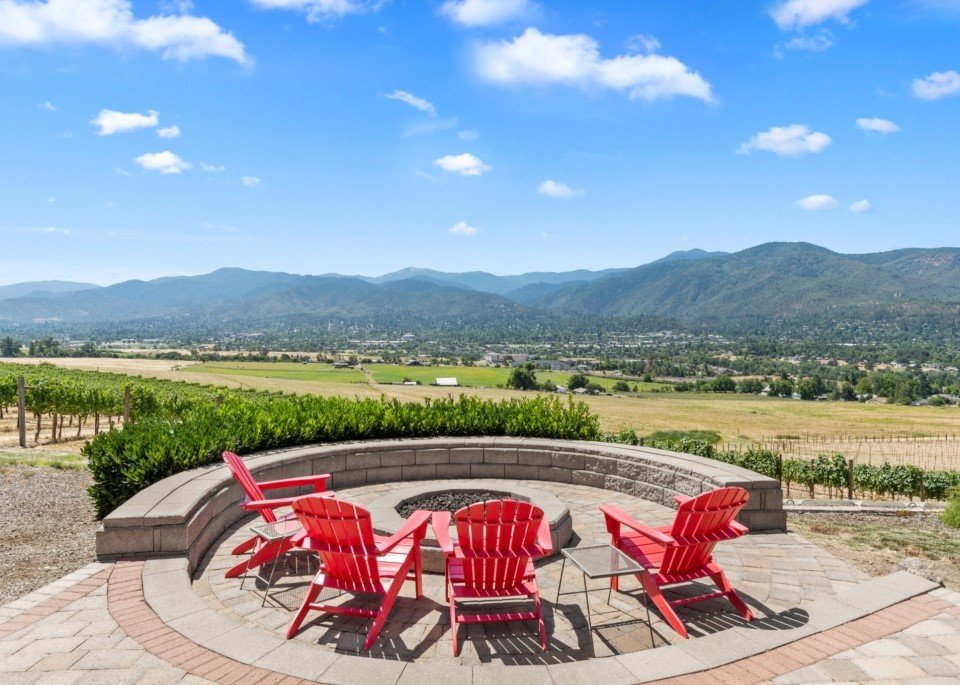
[222,451,275,523]
[662,487,749,574]
[454,499,544,591]
[291,496,382,592]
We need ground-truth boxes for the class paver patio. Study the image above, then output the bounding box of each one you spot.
[2,479,959,683]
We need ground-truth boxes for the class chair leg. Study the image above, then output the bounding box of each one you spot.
[364,554,414,650]
[225,538,291,579]
[639,573,688,639]
[533,590,547,652]
[286,581,323,639]
[413,544,423,599]
[708,568,754,622]
[232,535,259,556]
[450,598,460,656]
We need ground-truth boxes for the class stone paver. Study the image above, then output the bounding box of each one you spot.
[1,480,959,683]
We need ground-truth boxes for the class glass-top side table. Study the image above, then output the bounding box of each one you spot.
[555,543,649,630]
[248,517,315,607]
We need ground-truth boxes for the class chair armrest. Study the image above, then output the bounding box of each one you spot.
[431,512,455,555]
[536,517,553,554]
[599,504,675,546]
[259,474,331,492]
[731,520,748,535]
[242,497,298,511]
[673,494,692,506]
[377,510,431,555]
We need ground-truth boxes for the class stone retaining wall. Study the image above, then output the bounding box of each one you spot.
[96,437,786,571]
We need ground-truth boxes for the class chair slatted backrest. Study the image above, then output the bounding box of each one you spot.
[222,451,275,523]
[662,487,749,574]
[454,499,543,591]
[291,496,383,592]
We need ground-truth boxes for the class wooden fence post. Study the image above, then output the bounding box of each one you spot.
[847,458,855,500]
[17,375,26,448]
[123,385,132,424]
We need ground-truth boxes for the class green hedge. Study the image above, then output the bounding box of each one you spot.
[86,393,601,518]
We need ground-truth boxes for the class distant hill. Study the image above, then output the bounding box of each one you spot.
[0,280,99,301]
[3,244,960,334]
[366,267,628,295]
[526,242,960,324]
[651,248,728,264]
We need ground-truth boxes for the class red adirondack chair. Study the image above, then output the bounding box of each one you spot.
[432,499,552,655]
[599,487,754,639]
[285,495,431,649]
[222,451,333,580]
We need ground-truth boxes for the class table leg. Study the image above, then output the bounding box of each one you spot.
[583,571,591,632]
[555,556,566,604]
[261,555,283,608]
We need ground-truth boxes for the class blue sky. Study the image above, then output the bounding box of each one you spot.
[1,0,958,285]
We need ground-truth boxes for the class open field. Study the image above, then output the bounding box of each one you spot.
[4,358,960,467]
[187,361,366,384]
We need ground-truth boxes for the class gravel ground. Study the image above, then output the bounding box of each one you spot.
[396,490,511,520]
[0,464,97,605]
[790,511,960,589]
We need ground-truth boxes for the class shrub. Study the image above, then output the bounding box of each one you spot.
[943,488,960,529]
[603,428,640,445]
[612,380,630,392]
[506,365,537,391]
[86,393,602,518]
[567,374,588,390]
[647,429,722,445]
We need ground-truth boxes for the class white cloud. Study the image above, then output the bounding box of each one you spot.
[157,124,180,138]
[200,162,225,173]
[91,108,158,135]
[241,175,261,187]
[32,226,70,235]
[475,28,713,103]
[384,90,436,116]
[626,34,661,54]
[538,179,584,199]
[738,124,832,156]
[435,152,491,176]
[796,193,839,210]
[911,70,960,100]
[38,100,56,110]
[440,0,533,27]
[159,0,194,12]
[448,220,479,237]
[251,0,375,21]
[402,117,458,138]
[855,117,900,134]
[458,129,480,141]
[0,0,248,64]
[134,150,191,174]
[775,29,833,57]
[770,0,870,30]
[849,199,872,213]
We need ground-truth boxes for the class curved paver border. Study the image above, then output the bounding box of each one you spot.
[130,554,940,684]
[96,437,786,571]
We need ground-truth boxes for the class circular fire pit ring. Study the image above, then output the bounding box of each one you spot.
[367,479,573,573]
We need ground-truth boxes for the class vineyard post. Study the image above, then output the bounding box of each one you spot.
[123,385,132,424]
[17,375,26,448]
[847,458,854,500]
[215,395,223,408]
[919,471,925,502]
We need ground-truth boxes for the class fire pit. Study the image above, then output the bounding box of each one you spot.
[368,480,573,573]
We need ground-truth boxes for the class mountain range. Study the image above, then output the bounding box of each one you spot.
[2,243,960,334]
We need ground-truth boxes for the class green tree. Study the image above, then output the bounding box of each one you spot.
[0,336,18,357]
[612,380,630,392]
[711,375,736,393]
[567,373,589,390]
[506,364,537,391]
[770,378,795,398]
[737,378,764,394]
